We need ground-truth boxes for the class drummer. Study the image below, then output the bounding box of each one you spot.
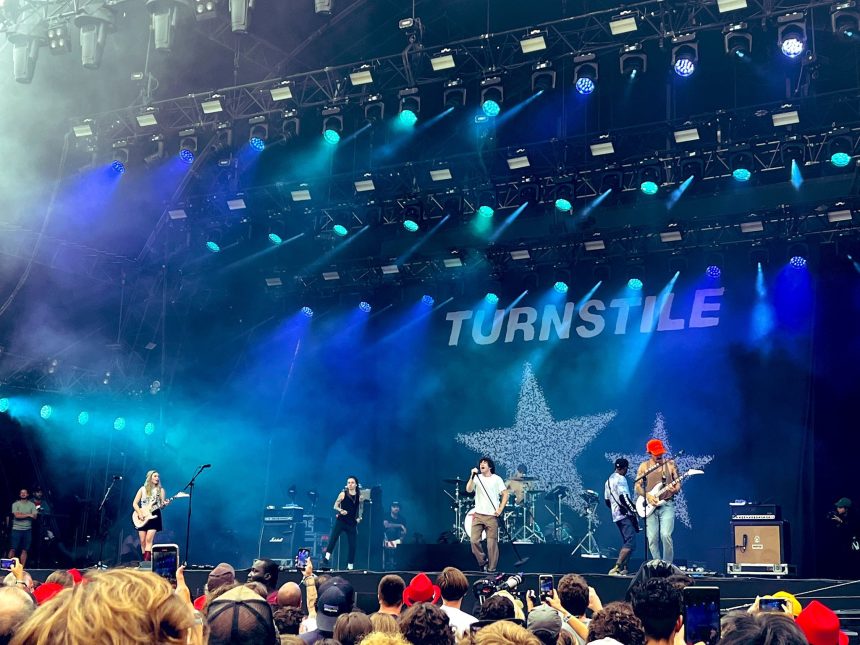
[506,464,531,506]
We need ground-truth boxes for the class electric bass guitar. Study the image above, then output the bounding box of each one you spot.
[635,469,704,518]
[131,491,189,529]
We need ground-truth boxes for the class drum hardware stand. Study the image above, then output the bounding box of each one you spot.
[544,486,569,544]
[442,478,469,542]
[515,493,545,543]
[571,490,602,557]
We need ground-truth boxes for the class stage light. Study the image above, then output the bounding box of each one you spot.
[0,398,9,413]
[354,175,374,192]
[268,233,282,245]
[194,0,219,20]
[671,34,698,77]
[228,0,253,32]
[531,61,556,93]
[323,128,340,144]
[179,148,194,164]
[584,239,606,251]
[144,422,155,435]
[574,54,597,94]
[443,79,466,108]
[291,187,311,201]
[706,265,722,278]
[314,0,332,14]
[111,159,125,174]
[206,241,221,253]
[74,1,115,69]
[555,198,572,213]
[322,271,340,280]
[832,4,860,40]
[78,411,89,425]
[301,306,314,317]
[249,119,268,150]
[73,121,95,138]
[520,29,546,53]
[422,295,435,306]
[399,109,418,126]
[179,132,197,164]
[333,224,348,237]
[828,134,854,167]
[47,23,72,55]
[482,99,500,117]
[114,417,126,430]
[322,106,343,144]
[270,80,293,101]
[789,255,807,268]
[146,0,190,52]
[358,301,372,313]
[718,0,747,11]
[507,150,530,169]
[731,151,753,181]
[674,126,700,143]
[136,108,158,128]
[227,197,246,210]
[778,13,806,58]
[773,109,799,127]
[168,208,187,220]
[510,249,530,260]
[201,94,224,114]
[480,76,503,115]
[485,292,499,304]
[620,44,646,78]
[640,181,658,195]
[609,12,637,35]
[827,207,853,223]
[831,151,852,167]
[724,23,752,58]
[431,49,456,71]
[733,167,751,181]
[403,219,419,232]
[249,136,265,151]
[40,405,52,420]
[381,265,399,275]
[590,137,614,156]
[397,88,420,126]
[554,281,569,294]
[478,205,494,218]
[627,278,643,290]
[741,220,764,233]
[660,230,683,242]
[639,165,661,195]
[349,64,373,86]
[443,257,463,268]
[430,167,452,181]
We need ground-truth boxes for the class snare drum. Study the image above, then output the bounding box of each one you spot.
[464,509,487,540]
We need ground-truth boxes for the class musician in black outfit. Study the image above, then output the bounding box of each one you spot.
[131,470,170,562]
[323,475,363,570]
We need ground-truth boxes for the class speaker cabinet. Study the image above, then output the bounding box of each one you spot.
[259,521,306,563]
[731,521,789,564]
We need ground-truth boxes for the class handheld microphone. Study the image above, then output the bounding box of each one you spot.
[742,534,748,552]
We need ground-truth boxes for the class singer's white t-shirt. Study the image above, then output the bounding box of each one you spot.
[474,474,506,515]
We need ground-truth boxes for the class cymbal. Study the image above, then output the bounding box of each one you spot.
[545,486,569,500]
[507,476,539,482]
[527,489,547,496]
[581,490,598,500]
[443,477,469,484]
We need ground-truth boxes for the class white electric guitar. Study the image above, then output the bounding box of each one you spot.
[132,491,189,529]
[635,469,704,518]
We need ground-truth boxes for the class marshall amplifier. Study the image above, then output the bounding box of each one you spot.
[730,503,780,521]
[259,504,306,563]
[731,520,790,566]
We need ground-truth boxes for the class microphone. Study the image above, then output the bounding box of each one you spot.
[742,534,748,552]
[200,464,211,469]
[112,475,123,480]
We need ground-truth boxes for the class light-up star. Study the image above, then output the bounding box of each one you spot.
[605,412,713,528]
[457,362,616,514]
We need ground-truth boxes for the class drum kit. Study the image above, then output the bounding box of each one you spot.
[442,477,602,554]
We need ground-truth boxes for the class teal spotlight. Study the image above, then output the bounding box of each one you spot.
[478,205,494,218]
[323,128,341,144]
[333,224,348,237]
[399,109,418,126]
[144,422,155,435]
[482,100,500,117]
[40,405,52,420]
[268,233,283,245]
[485,292,499,304]
[403,219,419,232]
[114,417,126,430]
[77,411,89,425]
[0,398,9,413]
[627,278,643,290]
[554,281,569,293]
[555,198,572,213]
[831,152,851,167]
[206,241,221,253]
[732,168,751,182]
[640,180,659,195]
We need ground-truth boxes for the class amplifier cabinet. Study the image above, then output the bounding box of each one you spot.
[731,521,790,565]
[258,521,307,563]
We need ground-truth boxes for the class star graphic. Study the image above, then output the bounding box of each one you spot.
[456,363,616,515]
[605,412,713,528]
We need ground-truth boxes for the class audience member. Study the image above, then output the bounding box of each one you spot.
[0,587,35,645]
[436,566,477,638]
[43,570,74,588]
[587,602,645,645]
[376,574,405,615]
[31,582,64,605]
[479,594,516,621]
[361,632,411,645]
[301,577,355,644]
[625,562,681,603]
[333,611,373,645]
[771,591,803,618]
[274,606,306,636]
[399,601,455,645]
[472,619,542,645]
[207,584,278,645]
[527,604,562,645]
[402,572,441,606]
[795,600,849,645]
[720,611,808,645]
[195,562,237,611]
[248,558,281,605]
[279,582,303,608]
[630,578,682,645]
[370,612,398,634]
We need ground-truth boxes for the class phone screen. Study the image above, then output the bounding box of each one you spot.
[0,558,15,570]
[539,575,553,598]
[759,597,787,612]
[295,548,310,570]
[151,544,179,586]
[683,586,720,645]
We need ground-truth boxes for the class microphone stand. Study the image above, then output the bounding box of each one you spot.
[182,465,209,566]
[472,472,529,567]
[95,478,120,569]
[636,454,680,563]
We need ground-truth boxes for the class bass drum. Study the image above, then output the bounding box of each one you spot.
[464,509,487,541]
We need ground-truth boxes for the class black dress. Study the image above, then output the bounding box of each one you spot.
[135,488,163,532]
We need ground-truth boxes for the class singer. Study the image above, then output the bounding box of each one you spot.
[131,470,170,562]
[465,457,508,572]
[634,440,680,563]
[323,475,363,571]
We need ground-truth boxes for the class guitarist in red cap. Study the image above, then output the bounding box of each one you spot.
[635,439,680,563]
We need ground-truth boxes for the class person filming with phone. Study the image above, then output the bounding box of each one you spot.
[7,488,37,568]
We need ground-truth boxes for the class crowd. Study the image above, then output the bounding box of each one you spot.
[0,555,850,645]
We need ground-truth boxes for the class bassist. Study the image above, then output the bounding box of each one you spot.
[605,458,638,576]
[635,440,679,564]
[132,470,171,562]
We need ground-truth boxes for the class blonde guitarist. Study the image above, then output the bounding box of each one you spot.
[635,440,680,564]
[132,470,171,562]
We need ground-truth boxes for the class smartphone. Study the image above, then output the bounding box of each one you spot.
[0,558,16,570]
[759,597,787,612]
[151,543,180,587]
[295,547,310,570]
[683,586,721,645]
[539,574,554,600]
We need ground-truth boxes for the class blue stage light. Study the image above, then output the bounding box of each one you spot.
[206,241,221,253]
[482,100,500,117]
[403,219,419,232]
[781,37,804,58]
[399,109,418,126]
[732,168,751,182]
[144,422,155,435]
[111,160,126,174]
[674,57,696,77]
[706,265,721,279]
[485,292,499,305]
[359,301,372,313]
[179,148,195,164]
[628,278,643,290]
[250,136,265,151]
[422,295,434,306]
[301,306,314,318]
[0,398,9,413]
[555,198,572,213]
[40,404,52,420]
[831,152,851,167]
[640,180,659,195]
[268,233,283,246]
[789,255,807,268]
[575,77,595,95]
[113,417,126,430]
[554,281,569,294]
[477,205,494,218]
[323,129,341,144]
[78,411,89,425]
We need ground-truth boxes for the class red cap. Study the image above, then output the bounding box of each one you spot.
[402,572,441,607]
[646,439,667,456]
[33,582,65,605]
[67,568,83,584]
[797,600,849,645]
[193,595,207,611]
